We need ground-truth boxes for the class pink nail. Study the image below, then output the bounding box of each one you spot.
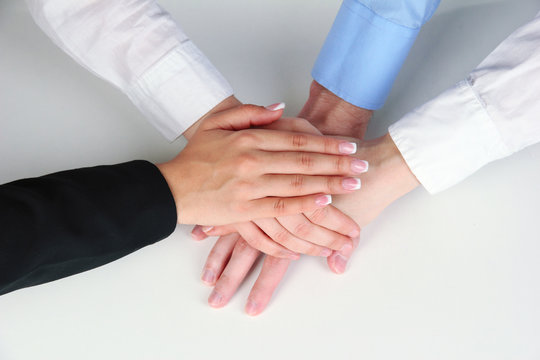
[333,254,348,274]
[265,102,285,111]
[315,194,332,207]
[338,141,357,154]
[201,269,216,285]
[202,226,214,233]
[342,177,361,191]
[208,290,224,307]
[351,159,369,174]
[245,300,259,316]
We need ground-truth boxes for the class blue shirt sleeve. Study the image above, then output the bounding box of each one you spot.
[312,0,441,110]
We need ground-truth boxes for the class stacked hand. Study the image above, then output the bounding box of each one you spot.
[191,82,420,315]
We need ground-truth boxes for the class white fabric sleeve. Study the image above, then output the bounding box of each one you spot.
[389,11,540,194]
[26,0,234,141]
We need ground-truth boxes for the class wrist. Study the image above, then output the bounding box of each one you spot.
[361,133,420,200]
[299,81,372,139]
[183,96,242,140]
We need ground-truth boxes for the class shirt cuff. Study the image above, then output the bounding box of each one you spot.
[126,41,234,141]
[312,0,420,110]
[389,80,511,194]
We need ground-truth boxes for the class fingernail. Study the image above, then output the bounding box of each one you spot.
[190,226,206,241]
[245,300,259,316]
[315,194,332,207]
[208,290,224,307]
[339,141,357,154]
[265,102,285,111]
[320,248,332,257]
[351,159,369,174]
[349,228,360,238]
[334,254,348,274]
[202,226,214,233]
[342,177,361,191]
[201,269,216,285]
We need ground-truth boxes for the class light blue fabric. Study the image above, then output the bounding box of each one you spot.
[312,0,441,109]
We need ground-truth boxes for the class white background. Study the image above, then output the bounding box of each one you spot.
[1,0,540,359]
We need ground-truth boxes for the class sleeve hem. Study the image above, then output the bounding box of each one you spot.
[126,42,234,141]
[389,80,511,194]
[312,0,420,110]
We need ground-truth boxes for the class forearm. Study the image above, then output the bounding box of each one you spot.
[0,161,177,295]
[27,0,234,141]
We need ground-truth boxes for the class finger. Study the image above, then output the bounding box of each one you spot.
[254,174,361,198]
[275,214,352,251]
[304,205,361,238]
[235,222,300,259]
[200,103,284,131]
[249,193,333,220]
[208,238,261,308]
[253,218,331,256]
[245,256,291,316]
[327,235,361,274]
[239,128,358,155]
[191,225,209,241]
[201,224,238,237]
[258,151,369,176]
[201,233,240,285]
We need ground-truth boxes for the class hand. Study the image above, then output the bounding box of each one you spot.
[200,133,420,315]
[298,80,373,139]
[157,103,364,226]
[193,117,365,258]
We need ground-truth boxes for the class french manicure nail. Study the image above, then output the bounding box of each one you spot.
[245,300,259,316]
[320,248,332,257]
[201,269,216,285]
[334,254,348,274]
[315,194,332,207]
[351,159,369,174]
[265,102,286,111]
[339,141,357,154]
[202,226,214,233]
[342,177,361,191]
[208,290,224,307]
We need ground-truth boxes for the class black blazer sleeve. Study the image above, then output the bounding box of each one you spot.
[0,160,177,295]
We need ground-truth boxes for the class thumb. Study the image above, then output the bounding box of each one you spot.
[201,103,285,131]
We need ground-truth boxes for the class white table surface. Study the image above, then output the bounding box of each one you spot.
[1,1,540,359]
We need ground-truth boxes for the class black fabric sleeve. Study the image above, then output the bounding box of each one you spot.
[0,160,177,295]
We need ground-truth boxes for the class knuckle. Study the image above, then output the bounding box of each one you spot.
[298,153,314,169]
[234,239,250,253]
[323,137,334,153]
[292,221,312,238]
[291,133,308,148]
[237,153,259,172]
[307,207,328,224]
[334,156,346,173]
[273,230,291,244]
[230,200,249,214]
[273,199,287,215]
[290,175,305,190]
[235,131,259,147]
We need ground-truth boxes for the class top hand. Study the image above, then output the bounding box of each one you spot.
[157,103,364,226]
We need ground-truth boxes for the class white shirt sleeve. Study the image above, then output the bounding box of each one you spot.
[389,11,540,194]
[26,0,234,141]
